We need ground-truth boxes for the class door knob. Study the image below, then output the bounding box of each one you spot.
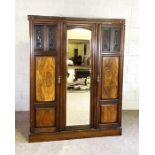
[97,75,100,83]
[58,76,61,84]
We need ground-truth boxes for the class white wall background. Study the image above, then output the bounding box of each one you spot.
[15,0,139,111]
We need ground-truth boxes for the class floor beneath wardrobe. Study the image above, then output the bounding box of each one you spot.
[15,110,139,155]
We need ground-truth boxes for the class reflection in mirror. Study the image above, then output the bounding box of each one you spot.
[66,28,91,126]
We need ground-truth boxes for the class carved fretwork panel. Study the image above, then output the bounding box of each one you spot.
[102,27,121,52]
[102,28,110,51]
[34,25,44,50]
[111,28,121,51]
[48,26,56,51]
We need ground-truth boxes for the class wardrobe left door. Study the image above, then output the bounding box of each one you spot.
[29,19,61,133]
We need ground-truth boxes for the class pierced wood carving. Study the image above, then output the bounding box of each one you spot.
[112,28,121,51]
[48,26,56,51]
[102,28,110,51]
[34,25,44,50]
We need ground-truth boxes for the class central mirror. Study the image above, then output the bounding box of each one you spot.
[66,28,92,127]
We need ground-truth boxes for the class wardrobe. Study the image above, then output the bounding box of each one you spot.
[28,15,125,142]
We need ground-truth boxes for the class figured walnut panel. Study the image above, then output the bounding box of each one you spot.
[101,57,119,99]
[36,56,55,102]
[35,108,55,127]
[100,104,117,123]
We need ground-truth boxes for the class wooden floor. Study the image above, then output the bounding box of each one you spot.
[15,110,139,155]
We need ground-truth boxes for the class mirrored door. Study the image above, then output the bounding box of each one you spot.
[66,28,92,127]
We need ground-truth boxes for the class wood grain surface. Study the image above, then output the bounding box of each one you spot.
[101,57,119,99]
[100,104,117,123]
[36,56,55,101]
[35,107,55,127]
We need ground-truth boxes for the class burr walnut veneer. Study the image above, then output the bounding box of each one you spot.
[28,15,125,142]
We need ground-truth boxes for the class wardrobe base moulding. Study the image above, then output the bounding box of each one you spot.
[29,128,122,142]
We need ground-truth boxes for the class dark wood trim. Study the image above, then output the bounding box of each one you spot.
[99,123,120,129]
[65,125,90,131]
[91,23,97,128]
[96,23,102,127]
[60,22,66,130]
[28,15,125,24]
[99,99,119,104]
[33,51,56,56]
[34,102,56,107]
[29,19,35,133]
[93,23,99,128]
[29,128,122,142]
[117,24,125,125]
[44,25,48,51]
[101,52,122,56]
[56,21,62,132]
[65,24,92,30]
[33,127,56,133]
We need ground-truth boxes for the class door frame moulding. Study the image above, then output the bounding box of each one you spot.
[62,22,95,130]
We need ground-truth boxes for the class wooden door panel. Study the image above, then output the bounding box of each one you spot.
[98,23,124,128]
[100,104,117,123]
[101,57,119,99]
[35,107,55,127]
[36,56,55,102]
[32,22,59,133]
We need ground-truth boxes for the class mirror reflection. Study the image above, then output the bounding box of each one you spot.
[66,28,91,126]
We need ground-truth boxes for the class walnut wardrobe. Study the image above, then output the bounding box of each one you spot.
[28,15,125,142]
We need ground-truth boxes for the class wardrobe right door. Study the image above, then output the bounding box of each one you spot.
[97,23,125,129]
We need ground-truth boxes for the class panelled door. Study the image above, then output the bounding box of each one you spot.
[29,19,61,133]
[97,24,124,128]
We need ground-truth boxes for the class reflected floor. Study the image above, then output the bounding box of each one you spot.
[66,91,90,126]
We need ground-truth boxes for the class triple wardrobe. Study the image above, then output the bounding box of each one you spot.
[28,15,125,142]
